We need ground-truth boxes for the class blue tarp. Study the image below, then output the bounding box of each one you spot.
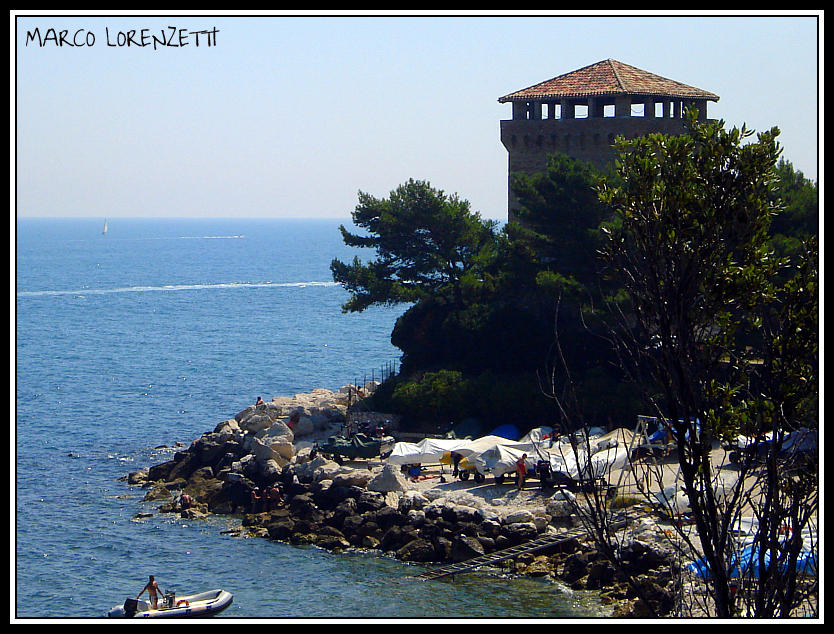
[688,544,817,580]
[649,428,668,443]
[487,424,521,441]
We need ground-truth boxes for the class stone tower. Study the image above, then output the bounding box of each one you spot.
[499,59,720,221]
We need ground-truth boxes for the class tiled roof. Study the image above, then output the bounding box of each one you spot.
[498,59,719,102]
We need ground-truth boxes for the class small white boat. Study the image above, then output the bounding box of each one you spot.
[108,588,233,618]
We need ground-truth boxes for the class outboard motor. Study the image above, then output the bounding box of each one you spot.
[123,598,139,617]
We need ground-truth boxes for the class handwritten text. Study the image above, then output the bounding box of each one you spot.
[25,26,219,49]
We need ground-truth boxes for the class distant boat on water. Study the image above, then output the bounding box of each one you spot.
[102,219,108,236]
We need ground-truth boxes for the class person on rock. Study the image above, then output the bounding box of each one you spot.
[266,484,283,511]
[250,487,262,513]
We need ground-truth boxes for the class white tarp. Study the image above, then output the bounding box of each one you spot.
[582,444,629,479]
[448,435,523,459]
[543,439,629,482]
[386,441,422,465]
[518,426,555,444]
[473,444,537,477]
[387,437,470,465]
[472,440,627,481]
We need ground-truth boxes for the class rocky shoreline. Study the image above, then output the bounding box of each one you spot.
[125,388,679,618]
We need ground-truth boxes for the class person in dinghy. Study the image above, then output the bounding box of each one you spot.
[137,575,162,610]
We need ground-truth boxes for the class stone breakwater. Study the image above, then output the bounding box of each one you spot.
[127,389,678,618]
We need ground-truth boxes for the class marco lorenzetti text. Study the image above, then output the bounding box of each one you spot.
[24,26,219,49]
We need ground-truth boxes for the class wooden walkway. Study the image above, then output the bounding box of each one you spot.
[414,511,637,581]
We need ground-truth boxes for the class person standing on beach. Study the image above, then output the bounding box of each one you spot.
[516,454,528,491]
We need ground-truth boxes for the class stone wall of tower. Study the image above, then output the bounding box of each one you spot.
[501,115,694,221]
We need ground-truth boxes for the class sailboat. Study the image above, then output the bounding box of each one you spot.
[102,219,108,236]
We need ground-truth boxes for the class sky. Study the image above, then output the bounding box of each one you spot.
[13,11,822,222]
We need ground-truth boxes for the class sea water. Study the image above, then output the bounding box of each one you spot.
[14,217,608,620]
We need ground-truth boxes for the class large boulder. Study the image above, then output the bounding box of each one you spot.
[503,522,539,544]
[269,389,349,432]
[502,509,536,525]
[249,436,294,467]
[257,421,294,442]
[396,538,438,563]
[331,469,375,489]
[247,422,295,467]
[236,403,282,434]
[214,419,241,435]
[291,415,315,438]
[449,535,485,562]
[398,490,430,513]
[292,455,341,483]
[147,459,176,482]
[190,433,230,467]
[367,464,409,493]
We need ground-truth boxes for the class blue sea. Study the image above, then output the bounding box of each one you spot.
[15,217,608,621]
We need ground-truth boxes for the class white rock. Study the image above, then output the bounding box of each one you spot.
[331,469,375,489]
[239,412,274,434]
[475,507,501,522]
[257,421,294,442]
[367,464,410,493]
[546,499,574,518]
[502,509,535,525]
[251,436,294,465]
[399,490,430,512]
[407,509,427,527]
[214,419,240,435]
[289,416,315,438]
[532,515,549,531]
